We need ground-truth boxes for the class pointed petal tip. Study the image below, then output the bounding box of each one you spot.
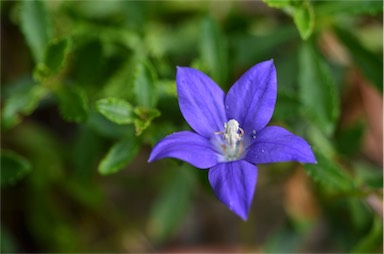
[241,215,248,221]
[309,158,318,164]
[246,126,320,165]
[303,158,317,164]
[261,58,275,66]
[208,161,257,222]
[147,150,158,163]
[305,146,317,164]
[236,210,248,221]
[225,59,277,133]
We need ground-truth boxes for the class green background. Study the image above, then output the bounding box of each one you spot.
[1,0,383,252]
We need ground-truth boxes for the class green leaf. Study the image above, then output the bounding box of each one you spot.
[316,0,383,17]
[101,59,133,99]
[298,42,339,137]
[96,97,134,125]
[98,138,139,175]
[232,26,298,69]
[62,179,104,209]
[73,40,104,85]
[1,84,46,129]
[71,125,104,179]
[304,149,355,193]
[133,107,161,135]
[199,16,228,86]
[335,121,365,157]
[33,38,71,80]
[56,85,89,122]
[44,38,71,74]
[87,109,135,140]
[133,60,158,108]
[8,122,64,185]
[335,27,383,92]
[147,165,196,243]
[1,150,32,187]
[351,216,383,253]
[156,80,177,98]
[262,0,314,40]
[262,0,293,8]
[307,125,336,159]
[352,162,383,189]
[293,1,314,40]
[19,0,52,62]
[273,92,300,121]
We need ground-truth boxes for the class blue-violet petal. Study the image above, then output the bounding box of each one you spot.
[148,131,219,169]
[225,60,277,134]
[208,160,258,220]
[177,67,227,139]
[245,126,317,164]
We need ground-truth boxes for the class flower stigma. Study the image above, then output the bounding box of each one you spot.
[215,119,245,161]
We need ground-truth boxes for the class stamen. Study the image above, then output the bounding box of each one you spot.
[215,119,244,161]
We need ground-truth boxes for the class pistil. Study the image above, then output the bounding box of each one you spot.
[215,119,245,161]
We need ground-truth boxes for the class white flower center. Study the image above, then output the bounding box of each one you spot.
[214,119,245,161]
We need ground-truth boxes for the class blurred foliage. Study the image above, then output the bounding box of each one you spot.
[1,0,382,253]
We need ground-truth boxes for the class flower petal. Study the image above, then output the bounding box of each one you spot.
[246,126,317,164]
[208,160,257,220]
[225,60,277,134]
[148,131,219,169]
[177,67,227,138]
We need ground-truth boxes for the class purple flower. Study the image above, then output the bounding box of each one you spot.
[148,60,316,220]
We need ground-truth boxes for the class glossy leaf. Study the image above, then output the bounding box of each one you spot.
[293,1,314,40]
[1,150,32,187]
[56,85,89,122]
[262,0,314,40]
[1,84,46,129]
[87,109,135,140]
[298,42,339,137]
[44,38,71,74]
[98,138,139,175]
[19,0,52,62]
[96,97,134,125]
